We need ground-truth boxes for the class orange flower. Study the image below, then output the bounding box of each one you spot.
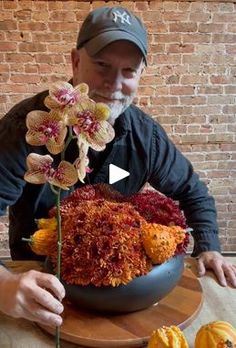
[26,110,67,155]
[24,153,78,190]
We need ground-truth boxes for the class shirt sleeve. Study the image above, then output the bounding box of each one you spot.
[0,122,29,216]
[148,123,221,256]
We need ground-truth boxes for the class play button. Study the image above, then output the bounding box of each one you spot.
[109,164,130,184]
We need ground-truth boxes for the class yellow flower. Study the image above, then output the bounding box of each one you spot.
[24,153,78,190]
[26,110,67,155]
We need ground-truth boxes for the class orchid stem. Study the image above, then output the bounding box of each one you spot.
[50,185,62,348]
[53,127,73,348]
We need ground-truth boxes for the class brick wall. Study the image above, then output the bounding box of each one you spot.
[0,0,235,257]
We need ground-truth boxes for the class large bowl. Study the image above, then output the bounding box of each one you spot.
[45,254,184,313]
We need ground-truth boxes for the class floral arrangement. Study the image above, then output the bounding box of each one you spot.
[27,184,189,287]
[23,80,189,347]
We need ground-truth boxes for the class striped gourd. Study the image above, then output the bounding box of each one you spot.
[148,325,189,348]
[195,321,236,348]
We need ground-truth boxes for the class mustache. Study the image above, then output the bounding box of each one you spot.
[89,90,126,101]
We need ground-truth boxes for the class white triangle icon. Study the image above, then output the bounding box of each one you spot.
[109,164,130,184]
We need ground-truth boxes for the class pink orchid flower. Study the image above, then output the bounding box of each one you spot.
[26,110,67,155]
[68,99,115,151]
[44,81,89,110]
[24,153,78,190]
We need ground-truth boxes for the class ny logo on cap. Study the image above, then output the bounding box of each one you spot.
[112,10,131,25]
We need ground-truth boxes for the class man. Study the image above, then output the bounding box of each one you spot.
[0,6,235,328]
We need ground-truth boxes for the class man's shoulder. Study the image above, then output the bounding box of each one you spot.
[126,104,165,132]
[1,89,49,126]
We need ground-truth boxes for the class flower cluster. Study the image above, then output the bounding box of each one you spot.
[28,184,189,287]
[24,81,114,186]
[51,199,152,287]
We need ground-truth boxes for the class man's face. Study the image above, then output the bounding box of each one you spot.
[71,40,144,124]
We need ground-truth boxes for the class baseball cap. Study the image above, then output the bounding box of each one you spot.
[77,6,148,65]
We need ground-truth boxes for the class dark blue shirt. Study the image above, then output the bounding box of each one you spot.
[0,90,221,260]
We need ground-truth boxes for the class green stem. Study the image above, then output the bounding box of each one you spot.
[56,188,61,348]
[22,238,31,243]
[53,126,73,348]
[50,185,62,348]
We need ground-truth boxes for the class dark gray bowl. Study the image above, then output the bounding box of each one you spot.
[45,255,184,313]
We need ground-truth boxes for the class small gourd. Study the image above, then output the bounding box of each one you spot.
[26,229,56,256]
[142,223,178,264]
[148,325,189,348]
[195,321,236,348]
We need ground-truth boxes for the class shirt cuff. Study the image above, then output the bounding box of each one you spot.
[191,230,221,257]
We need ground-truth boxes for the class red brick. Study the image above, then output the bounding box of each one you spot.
[0,20,17,30]
[6,53,33,63]
[151,96,178,105]
[18,21,47,31]
[213,13,236,22]
[3,1,17,9]
[198,24,224,33]
[189,13,211,22]
[213,34,236,43]
[62,2,90,10]
[0,42,17,52]
[32,1,48,11]
[163,12,188,22]
[167,43,194,54]
[169,23,197,33]
[135,2,149,11]
[153,33,181,43]
[226,46,236,54]
[18,1,33,10]
[32,11,49,21]
[180,96,206,105]
[10,74,41,84]
[48,22,79,32]
[170,86,194,95]
[19,42,46,53]
[50,11,76,21]
[14,10,32,20]
[182,33,211,43]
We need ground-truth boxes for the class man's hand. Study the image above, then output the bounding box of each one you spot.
[0,267,65,327]
[197,251,236,288]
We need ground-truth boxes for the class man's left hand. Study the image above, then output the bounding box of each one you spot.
[197,251,236,288]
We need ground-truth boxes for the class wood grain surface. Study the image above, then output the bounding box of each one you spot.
[37,268,203,347]
[1,257,235,348]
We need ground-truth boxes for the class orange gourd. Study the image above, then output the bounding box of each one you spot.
[195,321,236,348]
[28,229,56,256]
[142,223,185,264]
[148,325,189,348]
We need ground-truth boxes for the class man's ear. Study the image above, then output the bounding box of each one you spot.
[71,48,81,79]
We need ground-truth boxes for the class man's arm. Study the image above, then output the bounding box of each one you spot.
[148,123,236,287]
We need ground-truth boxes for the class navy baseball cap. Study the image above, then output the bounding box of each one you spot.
[77,6,148,65]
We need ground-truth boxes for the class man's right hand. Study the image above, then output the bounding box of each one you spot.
[0,266,65,328]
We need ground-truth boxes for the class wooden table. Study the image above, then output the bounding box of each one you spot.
[0,257,235,348]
